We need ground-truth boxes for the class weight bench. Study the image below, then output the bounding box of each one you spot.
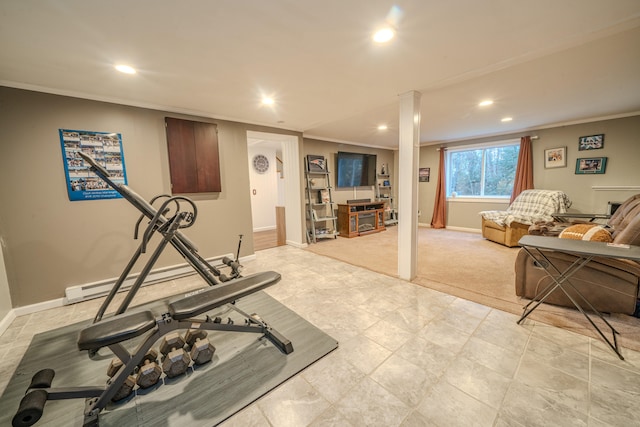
[12,271,293,427]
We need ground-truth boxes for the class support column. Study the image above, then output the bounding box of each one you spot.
[397,91,421,280]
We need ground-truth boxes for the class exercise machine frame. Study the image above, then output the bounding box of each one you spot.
[74,151,242,323]
[12,271,293,427]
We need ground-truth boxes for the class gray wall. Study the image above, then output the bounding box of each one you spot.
[418,115,640,229]
[0,87,302,307]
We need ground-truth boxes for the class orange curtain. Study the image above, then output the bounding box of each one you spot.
[431,148,446,229]
[510,136,534,203]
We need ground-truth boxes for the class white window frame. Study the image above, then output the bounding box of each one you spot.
[446,139,520,201]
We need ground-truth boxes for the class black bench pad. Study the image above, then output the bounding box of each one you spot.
[169,271,281,320]
[77,310,156,351]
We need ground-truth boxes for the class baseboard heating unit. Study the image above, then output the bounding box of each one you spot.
[64,253,233,304]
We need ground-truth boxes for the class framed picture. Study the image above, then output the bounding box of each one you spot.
[544,147,566,169]
[575,157,607,174]
[306,154,326,172]
[59,128,128,201]
[419,167,430,182]
[318,189,330,203]
[578,134,604,150]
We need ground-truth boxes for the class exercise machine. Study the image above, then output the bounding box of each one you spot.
[72,151,243,323]
[12,271,293,427]
[12,153,293,426]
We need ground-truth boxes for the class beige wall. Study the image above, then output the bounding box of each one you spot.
[419,115,640,229]
[303,138,396,205]
[0,87,302,307]
[0,244,11,320]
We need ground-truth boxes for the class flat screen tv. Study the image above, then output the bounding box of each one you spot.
[336,151,377,188]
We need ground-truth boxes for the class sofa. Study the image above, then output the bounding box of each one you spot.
[480,189,572,247]
[515,194,640,315]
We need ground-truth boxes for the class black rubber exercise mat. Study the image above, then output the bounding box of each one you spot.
[0,291,338,426]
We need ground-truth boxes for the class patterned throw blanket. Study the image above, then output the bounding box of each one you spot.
[479,189,572,227]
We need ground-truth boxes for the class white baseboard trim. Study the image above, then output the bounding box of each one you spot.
[446,226,482,234]
[287,240,307,248]
[240,254,257,263]
[418,223,481,234]
[13,298,67,317]
[0,309,17,336]
[253,225,277,232]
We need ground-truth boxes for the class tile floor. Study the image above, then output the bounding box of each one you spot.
[1,245,640,426]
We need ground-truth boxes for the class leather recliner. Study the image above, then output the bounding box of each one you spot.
[514,194,640,315]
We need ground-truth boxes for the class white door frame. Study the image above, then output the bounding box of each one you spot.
[247,131,304,247]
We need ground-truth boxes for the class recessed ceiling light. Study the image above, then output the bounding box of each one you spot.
[501,117,513,122]
[479,100,493,107]
[262,97,274,105]
[378,124,388,131]
[114,64,136,74]
[373,28,394,43]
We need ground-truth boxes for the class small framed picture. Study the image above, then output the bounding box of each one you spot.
[318,189,330,203]
[575,157,607,174]
[306,154,326,172]
[578,134,604,150]
[544,147,566,169]
[419,167,430,182]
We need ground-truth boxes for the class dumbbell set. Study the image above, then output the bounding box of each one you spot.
[107,329,216,402]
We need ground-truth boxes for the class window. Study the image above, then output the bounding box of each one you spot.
[446,141,519,198]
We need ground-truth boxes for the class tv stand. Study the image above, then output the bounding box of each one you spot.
[337,202,386,238]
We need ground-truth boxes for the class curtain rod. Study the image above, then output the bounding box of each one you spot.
[436,135,539,150]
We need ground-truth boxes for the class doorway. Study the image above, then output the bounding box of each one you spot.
[246,131,303,251]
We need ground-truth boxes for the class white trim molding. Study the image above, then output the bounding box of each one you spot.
[592,186,640,191]
[0,309,17,336]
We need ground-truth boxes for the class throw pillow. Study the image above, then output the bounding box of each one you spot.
[558,223,613,242]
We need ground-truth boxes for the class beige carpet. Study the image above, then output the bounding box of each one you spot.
[305,227,640,353]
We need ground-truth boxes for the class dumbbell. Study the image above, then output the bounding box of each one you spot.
[185,329,216,365]
[106,358,124,378]
[159,332,191,378]
[111,375,136,402]
[104,358,136,402]
[135,349,162,389]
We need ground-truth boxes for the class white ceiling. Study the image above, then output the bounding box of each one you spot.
[1,1,639,149]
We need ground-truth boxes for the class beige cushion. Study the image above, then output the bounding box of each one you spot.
[558,224,613,242]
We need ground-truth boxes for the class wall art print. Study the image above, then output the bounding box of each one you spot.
[575,157,607,174]
[578,134,604,150]
[59,129,128,201]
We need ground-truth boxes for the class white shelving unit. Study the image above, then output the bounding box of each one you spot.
[375,172,398,226]
[305,155,339,243]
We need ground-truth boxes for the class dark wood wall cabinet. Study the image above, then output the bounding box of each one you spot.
[165,117,221,193]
